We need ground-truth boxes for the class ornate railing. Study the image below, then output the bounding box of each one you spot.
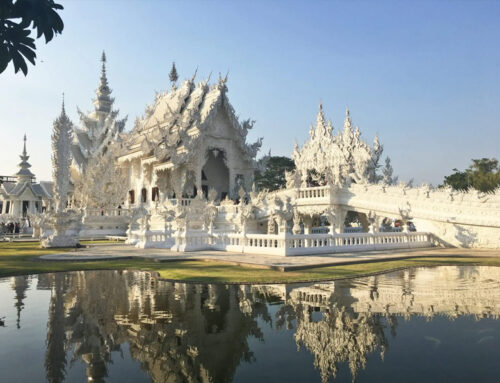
[84,208,130,217]
[168,198,192,207]
[297,186,330,199]
[206,231,434,256]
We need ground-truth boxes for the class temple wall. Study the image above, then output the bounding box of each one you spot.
[340,184,500,248]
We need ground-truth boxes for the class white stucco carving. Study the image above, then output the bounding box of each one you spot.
[292,104,383,187]
[71,52,127,174]
[41,100,80,248]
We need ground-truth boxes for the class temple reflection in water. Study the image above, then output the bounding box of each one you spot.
[5,266,500,382]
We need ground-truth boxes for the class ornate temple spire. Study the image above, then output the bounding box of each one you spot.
[52,98,74,213]
[315,101,328,136]
[343,107,353,133]
[72,52,127,173]
[93,50,114,115]
[15,134,35,181]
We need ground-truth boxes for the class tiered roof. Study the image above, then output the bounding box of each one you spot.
[71,52,127,172]
[120,73,262,166]
[15,134,35,180]
[0,136,52,199]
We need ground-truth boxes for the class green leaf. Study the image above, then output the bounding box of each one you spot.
[17,43,37,65]
[11,49,28,75]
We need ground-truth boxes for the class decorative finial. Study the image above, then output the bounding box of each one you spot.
[169,62,178,87]
[318,99,323,110]
[190,67,198,82]
[15,133,34,180]
[346,106,350,117]
[100,51,107,77]
[61,92,65,113]
[94,51,112,113]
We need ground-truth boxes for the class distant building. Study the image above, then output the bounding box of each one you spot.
[0,135,52,220]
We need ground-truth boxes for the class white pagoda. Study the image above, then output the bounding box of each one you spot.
[71,52,127,174]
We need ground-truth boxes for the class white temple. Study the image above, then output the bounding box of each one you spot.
[24,53,500,250]
[117,72,262,203]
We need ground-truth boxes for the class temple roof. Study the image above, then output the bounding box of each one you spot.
[14,135,35,180]
[0,180,52,198]
[121,73,262,165]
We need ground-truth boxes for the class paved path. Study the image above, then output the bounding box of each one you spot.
[38,244,500,271]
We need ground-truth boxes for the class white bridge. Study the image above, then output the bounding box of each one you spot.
[291,183,500,249]
[124,181,500,255]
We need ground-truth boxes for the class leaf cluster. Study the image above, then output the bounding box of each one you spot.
[441,158,500,193]
[0,0,64,75]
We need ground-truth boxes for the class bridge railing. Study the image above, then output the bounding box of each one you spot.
[205,231,434,256]
[297,186,330,199]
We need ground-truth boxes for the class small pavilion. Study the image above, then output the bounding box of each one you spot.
[0,135,52,220]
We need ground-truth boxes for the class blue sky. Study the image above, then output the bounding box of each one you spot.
[1,0,499,185]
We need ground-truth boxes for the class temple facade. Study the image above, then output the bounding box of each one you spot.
[117,73,262,207]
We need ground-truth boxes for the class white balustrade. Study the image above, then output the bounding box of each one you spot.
[204,231,433,256]
[297,186,329,200]
[168,198,192,207]
[84,208,130,217]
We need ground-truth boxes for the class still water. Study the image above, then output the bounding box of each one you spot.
[1,266,500,382]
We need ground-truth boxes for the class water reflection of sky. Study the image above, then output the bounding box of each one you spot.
[1,266,499,382]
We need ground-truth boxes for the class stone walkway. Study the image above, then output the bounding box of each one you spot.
[37,244,500,271]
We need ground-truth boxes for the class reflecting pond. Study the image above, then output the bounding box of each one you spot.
[1,266,500,382]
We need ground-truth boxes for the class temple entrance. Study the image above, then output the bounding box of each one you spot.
[201,149,229,200]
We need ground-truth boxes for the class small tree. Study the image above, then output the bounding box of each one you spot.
[169,62,178,87]
[441,158,500,193]
[381,156,398,185]
[254,156,295,191]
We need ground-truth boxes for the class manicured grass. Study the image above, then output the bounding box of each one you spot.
[1,241,500,283]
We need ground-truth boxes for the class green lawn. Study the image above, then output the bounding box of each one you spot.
[1,241,500,283]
